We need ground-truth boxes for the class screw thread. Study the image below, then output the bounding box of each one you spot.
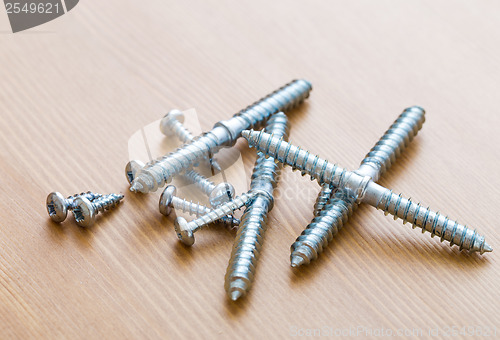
[243,129,345,186]
[291,190,357,267]
[313,184,334,216]
[376,191,491,254]
[130,79,311,193]
[186,191,257,232]
[91,194,124,215]
[225,199,269,300]
[232,80,311,131]
[225,112,289,301]
[292,107,425,265]
[243,129,492,254]
[171,119,195,144]
[359,106,425,180]
[171,196,240,228]
[66,192,102,209]
[182,170,215,196]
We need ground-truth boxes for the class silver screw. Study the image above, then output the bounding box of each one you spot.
[160,109,222,172]
[291,107,425,267]
[313,184,334,216]
[125,160,145,185]
[242,124,493,254]
[46,191,102,223]
[159,109,194,143]
[73,194,124,227]
[129,79,312,194]
[225,112,289,301]
[181,169,235,207]
[159,185,240,228]
[174,191,257,246]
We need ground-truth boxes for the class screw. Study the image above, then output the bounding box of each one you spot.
[225,112,289,301]
[291,106,425,266]
[159,185,240,228]
[129,79,312,194]
[46,191,102,223]
[159,109,194,142]
[160,109,221,171]
[125,160,146,185]
[181,169,235,207]
[313,184,334,216]
[72,194,124,227]
[174,191,257,246]
[242,124,493,254]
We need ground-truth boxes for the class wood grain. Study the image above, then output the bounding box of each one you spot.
[1,0,499,338]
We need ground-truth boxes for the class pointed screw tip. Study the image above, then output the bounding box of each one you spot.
[483,243,493,253]
[290,255,306,268]
[241,130,251,140]
[230,290,243,301]
[129,182,143,192]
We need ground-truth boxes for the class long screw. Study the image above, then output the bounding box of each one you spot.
[129,79,312,194]
[313,184,334,216]
[46,191,102,223]
[225,112,289,301]
[160,109,221,172]
[174,191,257,246]
[181,169,235,207]
[291,106,425,267]
[73,194,124,228]
[159,186,240,228]
[242,128,493,254]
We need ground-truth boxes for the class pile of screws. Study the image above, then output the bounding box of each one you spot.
[46,192,124,227]
[46,79,493,302]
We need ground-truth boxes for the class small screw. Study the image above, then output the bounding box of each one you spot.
[159,185,240,228]
[73,194,124,227]
[182,169,235,207]
[46,191,102,223]
[291,107,425,266]
[125,160,145,185]
[242,125,493,254]
[129,79,312,193]
[174,191,257,246]
[159,109,192,141]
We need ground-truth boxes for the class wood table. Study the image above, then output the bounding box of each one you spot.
[1,1,499,338]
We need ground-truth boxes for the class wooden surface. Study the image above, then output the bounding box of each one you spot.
[1,1,500,338]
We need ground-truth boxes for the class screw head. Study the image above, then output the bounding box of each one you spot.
[209,183,235,207]
[160,109,185,136]
[72,197,96,227]
[159,185,177,216]
[125,160,145,184]
[46,192,68,223]
[174,217,195,246]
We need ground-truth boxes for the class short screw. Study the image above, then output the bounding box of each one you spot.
[242,124,493,254]
[160,109,221,171]
[129,79,312,194]
[159,185,240,228]
[225,112,289,301]
[125,160,145,185]
[174,191,257,246]
[159,109,193,142]
[182,169,235,207]
[291,107,425,267]
[46,191,102,223]
[73,194,124,227]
